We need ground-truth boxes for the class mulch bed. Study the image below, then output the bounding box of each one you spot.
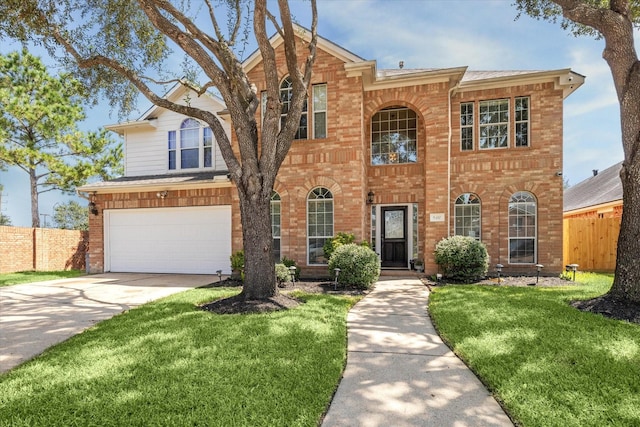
[200,278,368,314]
[200,276,640,324]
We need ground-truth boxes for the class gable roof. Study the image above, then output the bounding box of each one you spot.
[104,82,227,135]
[242,24,364,73]
[564,161,623,212]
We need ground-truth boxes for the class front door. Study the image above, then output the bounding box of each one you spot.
[381,206,408,268]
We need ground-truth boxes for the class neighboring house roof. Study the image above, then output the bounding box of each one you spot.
[564,161,623,212]
[79,171,232,194]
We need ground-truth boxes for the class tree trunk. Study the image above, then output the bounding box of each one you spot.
[610,160,640,302]
[237,187,276,300]
[30,168,39,228]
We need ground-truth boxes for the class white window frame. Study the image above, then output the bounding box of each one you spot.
[371,107,418,165]
[280,76,308,140]
[460,102,474,151]
[479,99,509,149]
[168,118,218,171]
[515,96,530,147]
[508,191,537,264]
[312,83,327,139]
[454,193,481,240]
[307,187,333,265]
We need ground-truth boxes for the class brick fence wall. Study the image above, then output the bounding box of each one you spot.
[0,226,88,273]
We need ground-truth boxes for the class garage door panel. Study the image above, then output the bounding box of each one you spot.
[105,206,231,274]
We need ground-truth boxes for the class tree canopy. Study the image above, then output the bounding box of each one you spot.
[0,0,318,300]
[53,200,88,230]
[0,49,123,227]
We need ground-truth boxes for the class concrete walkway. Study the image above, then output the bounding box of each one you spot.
[322,278,513,427]
[0,273,216,373]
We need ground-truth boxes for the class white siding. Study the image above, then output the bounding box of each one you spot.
[124,91,230,177]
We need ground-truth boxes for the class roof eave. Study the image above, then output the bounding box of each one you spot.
[459,69,585,99]
[77,175,233,195]
[345,63,467,91]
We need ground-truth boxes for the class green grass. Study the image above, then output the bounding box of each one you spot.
[0,270,83,287]
[429,272,640,427]
[0,288,361,426]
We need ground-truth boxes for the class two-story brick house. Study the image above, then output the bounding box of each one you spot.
[79,26,583,277]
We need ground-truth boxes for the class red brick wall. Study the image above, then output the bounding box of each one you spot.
[0,226,87,273]
[88,39,568,277]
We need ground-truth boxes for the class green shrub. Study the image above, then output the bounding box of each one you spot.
[328,244,380,289]
[230,250,244,280]
[323,232,371,260]
[434,236,488,282]
[275,263,291,285]
[281,256,300,280]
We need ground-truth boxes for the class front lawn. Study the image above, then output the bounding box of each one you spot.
[0,270,83,287]
[429,273,640,427]
[0,288,360,426]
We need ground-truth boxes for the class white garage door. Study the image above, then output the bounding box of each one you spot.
[104,206,232,274]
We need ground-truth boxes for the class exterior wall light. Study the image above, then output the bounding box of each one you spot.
[156,190,168,199]
[88,201,99,216]
[367,191,374,204]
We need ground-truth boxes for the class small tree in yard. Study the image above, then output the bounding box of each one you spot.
[0,0,318,302]
[515,0,640,308]
[434,236,489,283]
[0,49,122,228]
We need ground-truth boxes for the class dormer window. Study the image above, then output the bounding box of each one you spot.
[168,118,217,170]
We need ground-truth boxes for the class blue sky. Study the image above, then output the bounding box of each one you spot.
[0,0,627,226]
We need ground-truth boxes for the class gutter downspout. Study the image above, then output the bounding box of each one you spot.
[447,80,460,237]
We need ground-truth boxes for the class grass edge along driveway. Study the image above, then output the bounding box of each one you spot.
[429,273,640,427]
[0,270,83,287]
[0,288,361,427]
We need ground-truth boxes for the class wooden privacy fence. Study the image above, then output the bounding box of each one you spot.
[563,217,621,272]
[0,226,88,273]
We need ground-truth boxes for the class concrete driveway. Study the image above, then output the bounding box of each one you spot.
[0,273,218,374]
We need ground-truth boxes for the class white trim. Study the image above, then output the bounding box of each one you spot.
[372,203,415,269]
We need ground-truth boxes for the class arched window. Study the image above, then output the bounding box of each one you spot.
[508,191,537,264]
[271,191,281,262]
[371,106,417,165]
[168,118,215,170]
[454,193,481,240]
[180,118,200,169]
[307,187,333,265]
[280,77,308,139]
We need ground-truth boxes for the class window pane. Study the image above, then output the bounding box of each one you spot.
[314,112,326,139]
[454,193,481,240]
[307,187,333,264]
[508,191,536,263]
[169,151,176,170]
[371,107,417,165]
[168,131,176,150]
[181,149,199,169]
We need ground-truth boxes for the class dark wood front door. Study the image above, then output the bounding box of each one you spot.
[381,207,408,268]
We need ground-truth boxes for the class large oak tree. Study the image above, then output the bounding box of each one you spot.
[516,0,640,304]
[0,0,318,300]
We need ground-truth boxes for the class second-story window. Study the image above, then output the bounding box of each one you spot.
[168,118,215,171]
[280,77,308,139]
[371,106,417,165]
[313,84,327,139]
[515,97,530,147]
[479,99,509,149]
[460,102,474,151]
